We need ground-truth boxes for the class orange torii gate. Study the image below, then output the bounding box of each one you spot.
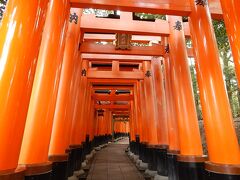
[0,0,239,180]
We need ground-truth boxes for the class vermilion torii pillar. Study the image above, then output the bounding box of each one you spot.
[163,54,180,179]
[129,100,136,142]
[164,55,180,153]
[48,8,82,180]
[152,57,168,147]
[219,0,240,87]
[0,0,49,178]
[19,0,70,179]
[189,0,240,179]
[138,80,149,164]
[151,57,169,177]
[68,59,88,175]
[168,16,204,179]
[142,61,159,174]
[132,84,141,155]
[133,82,143,156]
[84,84,95,156]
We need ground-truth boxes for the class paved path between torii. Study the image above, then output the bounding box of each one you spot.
[87,138,144,180]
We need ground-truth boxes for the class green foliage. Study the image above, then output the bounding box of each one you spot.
[0,0,7,21]
[83,9,115,17]
[134,13,166,20]
[213,20,240,117]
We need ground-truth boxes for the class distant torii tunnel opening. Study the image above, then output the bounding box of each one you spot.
[0,0,240,180]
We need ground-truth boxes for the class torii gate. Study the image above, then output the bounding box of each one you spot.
[0,0,239,180]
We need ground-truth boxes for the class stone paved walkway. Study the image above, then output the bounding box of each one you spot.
[87,138,144,180]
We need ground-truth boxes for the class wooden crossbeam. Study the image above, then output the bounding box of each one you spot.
[95,104,130,110]
[92,85,134,90]
[112,111,130,115]
[88,78,137,85]
[71,0,222,19]
[82,54,153,62]
[92,94,134,101]
[88,70,144,80]
[81,13,191,36]
[84,34,162,43]
[80,41,165,56]
[80,42,194,57]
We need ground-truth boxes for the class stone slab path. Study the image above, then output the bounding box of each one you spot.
[87,138,144,180]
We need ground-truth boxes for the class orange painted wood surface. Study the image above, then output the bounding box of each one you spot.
[49,8,83,156]
[19,0,70,165]
[189,0,240,164]
[70,60,89,145]
[168,16,203,156]
[143,61,158,145]
[0,0,49,171]
[92,94,134,101]
[71,0,223,18]
[80,41,165,56]
[151,58,169,146]
[84,34,162,43]
[81,13,190,37]
[87,70,144,80]
[164,55,180,152]
[82,54,153,62]
[95,104,130,110]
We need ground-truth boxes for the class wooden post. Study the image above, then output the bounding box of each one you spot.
[164,53,180,179]
[0,0,49,178]
[48,8,82,180]
[142,61,159,172]
[168,15,204,179]
[189,0,240,178]
[18,0,70,179]
[151,57,170,177]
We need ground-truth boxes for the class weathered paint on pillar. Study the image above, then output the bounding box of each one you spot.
[189,0,240,164]
[19,0,70,167]
[220,0,240,87]
[164,54,180,152]
[152,57,169,146]
[168,16,203,156]
[143,61,158,145]
[49,8,83,156]
[0,0,49,173]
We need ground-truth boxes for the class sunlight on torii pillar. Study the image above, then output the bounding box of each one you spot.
[168,16,203,156]
[168,15,204,179]
[189,0,240,178]
[219,0,240,87]
[48,8,83,174]
[0,0,49,177]
[19,0,70,178]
